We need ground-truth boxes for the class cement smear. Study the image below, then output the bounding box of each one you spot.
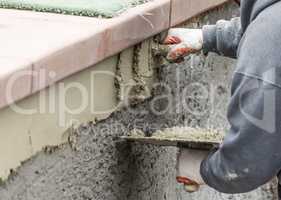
[126,127,224,149]
[152,127,224,143]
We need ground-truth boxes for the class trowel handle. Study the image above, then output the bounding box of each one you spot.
[153,31,183,64]
[152,44,186,64]
[152,44,169,57]
[177,176,200,193]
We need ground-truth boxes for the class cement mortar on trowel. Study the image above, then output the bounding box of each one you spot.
[131,127,225,143]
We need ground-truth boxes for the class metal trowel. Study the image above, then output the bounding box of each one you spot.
[121,127,224,193]
[121,127,223,151]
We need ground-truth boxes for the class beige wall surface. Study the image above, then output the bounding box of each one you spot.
[0,40,157,179]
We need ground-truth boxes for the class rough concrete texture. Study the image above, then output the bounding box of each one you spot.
[0,1,278,200]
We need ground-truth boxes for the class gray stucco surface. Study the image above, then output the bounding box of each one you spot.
[0,2,278,200]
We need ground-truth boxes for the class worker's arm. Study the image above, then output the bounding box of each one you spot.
[163,17,242,61]
[201,74,281,193]
[201,7,281,193]
[202,17,241,58]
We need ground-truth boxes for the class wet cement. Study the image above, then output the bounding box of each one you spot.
[124,127,224,150]
[151,127,224,142]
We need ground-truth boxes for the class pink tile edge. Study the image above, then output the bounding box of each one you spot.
[171,0,229,26]
[31,0,171,93]
[0,62,33,110]
[1,0,230,109]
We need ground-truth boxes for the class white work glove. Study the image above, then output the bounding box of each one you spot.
[163,28,203,62]
[176,149,209,193]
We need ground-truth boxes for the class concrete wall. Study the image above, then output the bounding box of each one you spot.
[0,35,156,180]
[0,2,278,200]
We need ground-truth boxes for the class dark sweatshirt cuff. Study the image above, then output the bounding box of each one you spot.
[200,158,230,193]
[200,150,250,194]
[202,25,217,55]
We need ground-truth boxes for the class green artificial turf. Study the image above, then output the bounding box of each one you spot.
[0,0,149,18]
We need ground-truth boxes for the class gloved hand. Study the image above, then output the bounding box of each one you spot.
[176,148,209,193]
[163,28,203,62]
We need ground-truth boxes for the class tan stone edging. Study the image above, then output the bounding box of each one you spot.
[0,0,228,109]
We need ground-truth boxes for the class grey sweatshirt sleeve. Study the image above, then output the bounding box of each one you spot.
[201,73,281,193]
[200,3,281,193]
[202,17,242,58]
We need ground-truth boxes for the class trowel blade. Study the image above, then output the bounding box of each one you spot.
[121,135,220,151]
